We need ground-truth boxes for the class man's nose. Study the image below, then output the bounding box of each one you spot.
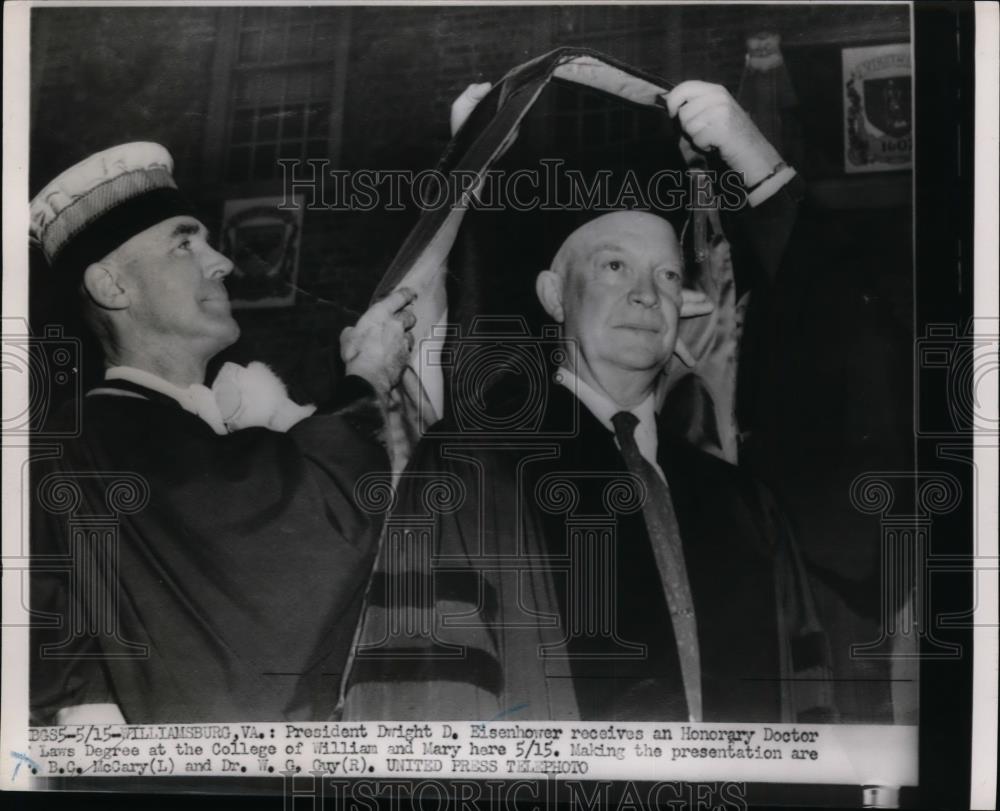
[203,246,234,280]
[628,273,659,307]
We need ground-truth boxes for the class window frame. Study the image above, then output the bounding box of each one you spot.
[201,7,352,198]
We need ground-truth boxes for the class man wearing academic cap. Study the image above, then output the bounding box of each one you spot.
[29,142,417,724]
[341,82,834,723]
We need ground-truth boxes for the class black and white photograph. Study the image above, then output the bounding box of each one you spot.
[2,2,996,809]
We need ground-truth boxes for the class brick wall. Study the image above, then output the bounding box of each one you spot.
[30,7,219,191]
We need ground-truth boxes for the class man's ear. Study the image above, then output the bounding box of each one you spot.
[82,261,129,310]
[535,270,565,323]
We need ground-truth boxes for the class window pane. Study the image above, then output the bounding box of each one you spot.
[231,107,255,143]
[261,27,285,61]
[306,103,330,137]
[286,71,310,102]
[256,72,285,105]
[311,70,333,98]
[283,104,305,139]
[227,146,251,182]
[235,74,259,105]
[257,106,281,140]
[288,25,311,59]
[238,30,261,63]
[222,23,344,187]
[253,143,277,179]
[279,142,302,162]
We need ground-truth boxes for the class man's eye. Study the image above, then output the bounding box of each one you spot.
[661,269,681,284]
[177,239,192,251]
[606,260,623,272]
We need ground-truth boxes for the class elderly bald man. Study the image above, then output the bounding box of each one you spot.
[334,77,836,722]
[341,202,832,722]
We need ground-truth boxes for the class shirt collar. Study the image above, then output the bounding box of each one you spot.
[104,366,227,434]
[106,365,196,404]
[554,366,664,479]
[554,367,657,435]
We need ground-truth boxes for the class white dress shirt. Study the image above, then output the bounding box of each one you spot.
[554,367,667,482]
[747,166,797,208]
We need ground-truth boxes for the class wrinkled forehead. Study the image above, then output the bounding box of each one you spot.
[558,211,681,271]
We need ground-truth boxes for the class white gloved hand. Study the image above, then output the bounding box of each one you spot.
[664,80,783,186]
[340,287,419,396]
[450,82,493,136]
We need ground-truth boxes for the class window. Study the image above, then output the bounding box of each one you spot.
[550,82,645,155]
[204,7,350,190]
[544,5,654,155]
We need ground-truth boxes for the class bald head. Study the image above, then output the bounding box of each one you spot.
[549,211,683,281]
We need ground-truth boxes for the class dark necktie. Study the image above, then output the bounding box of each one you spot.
[611,410,702,721]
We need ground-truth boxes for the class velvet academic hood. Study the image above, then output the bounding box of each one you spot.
[372,47,689,305]
[371,47,696,426]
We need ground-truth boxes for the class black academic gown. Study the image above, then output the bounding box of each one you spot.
[343,382,832,722]
[342,176,835,722]
[30,375,388,724]
[528,384,785,721]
